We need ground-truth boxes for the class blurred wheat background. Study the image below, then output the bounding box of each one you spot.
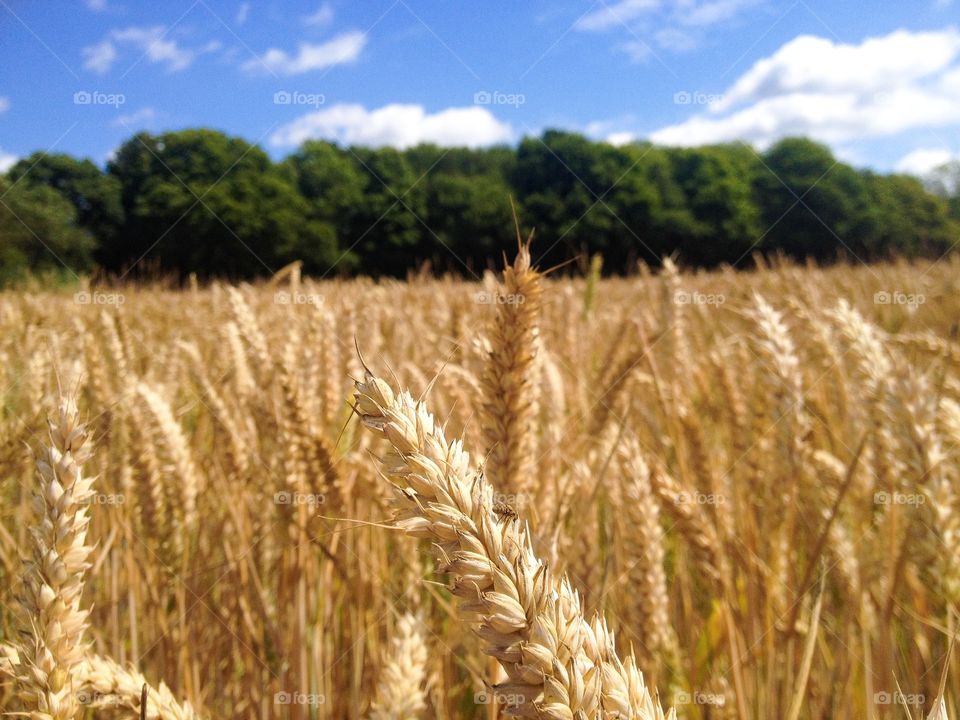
[0,251,958,719]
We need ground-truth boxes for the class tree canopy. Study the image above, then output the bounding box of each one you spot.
[2,129,957,285]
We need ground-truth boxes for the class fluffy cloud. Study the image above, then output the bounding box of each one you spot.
[896,148,955,175]
[0,149,18,173]
[243,31,366,75]
[650,28,960,148]
[270,103,513,149]
[109,26,221,73]
[0,96,9,113]
[711,29,960,112]
[82,40,118,74]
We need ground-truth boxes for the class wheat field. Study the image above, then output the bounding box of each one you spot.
[0,249,957,719]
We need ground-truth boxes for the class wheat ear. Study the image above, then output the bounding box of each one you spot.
[2,645,204,720]
[369,611,428,720]
[11,399,94,720]
[479,240,543,497]
[354,368,674,720]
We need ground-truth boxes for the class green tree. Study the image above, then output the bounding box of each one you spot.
[667,144,762,265]
[865,172,957,257]
[424,172,515,272]
[343,146,427,275]
[107,130,340,278]
[512,131,632,267]
[604,143,697,266]
[284,140,365,273]
[0,177,96,286]
[754,138,876,261]
[7,153,123,263]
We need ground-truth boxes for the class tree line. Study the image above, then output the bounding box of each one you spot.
[2,128,958,285]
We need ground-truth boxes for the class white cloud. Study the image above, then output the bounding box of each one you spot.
[111,26,220,72]
[619,40,653,62]
[112,107,158,128]
[577,0,661,32]
[86,0,108,10]
[655,27,697,51]
[896,148,955,175]
[0,96,9,113]
[677,0,760,26]
[0,149,18,173]
[650,28,960,148]
[584,118,638,145]
[711,29,960,113]
[236,2,251,25]
[605,132,637,146]
[303,3,334,26]
[270,103,513,149]
[82,39,118,74]
[577,0,760,52]
[243,31,366,75]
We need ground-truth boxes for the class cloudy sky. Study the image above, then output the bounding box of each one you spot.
[0,0,957,175]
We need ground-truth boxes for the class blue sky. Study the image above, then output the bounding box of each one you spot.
[0,0,958,175]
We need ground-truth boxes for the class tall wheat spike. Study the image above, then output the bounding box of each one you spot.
[479,240,543,499]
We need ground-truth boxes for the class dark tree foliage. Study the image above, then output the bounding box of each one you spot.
[0,177,96,285]
[104,129,340,279]
[2,129,956,285]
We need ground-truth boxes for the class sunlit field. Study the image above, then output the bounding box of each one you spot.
[0,252,957,719]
